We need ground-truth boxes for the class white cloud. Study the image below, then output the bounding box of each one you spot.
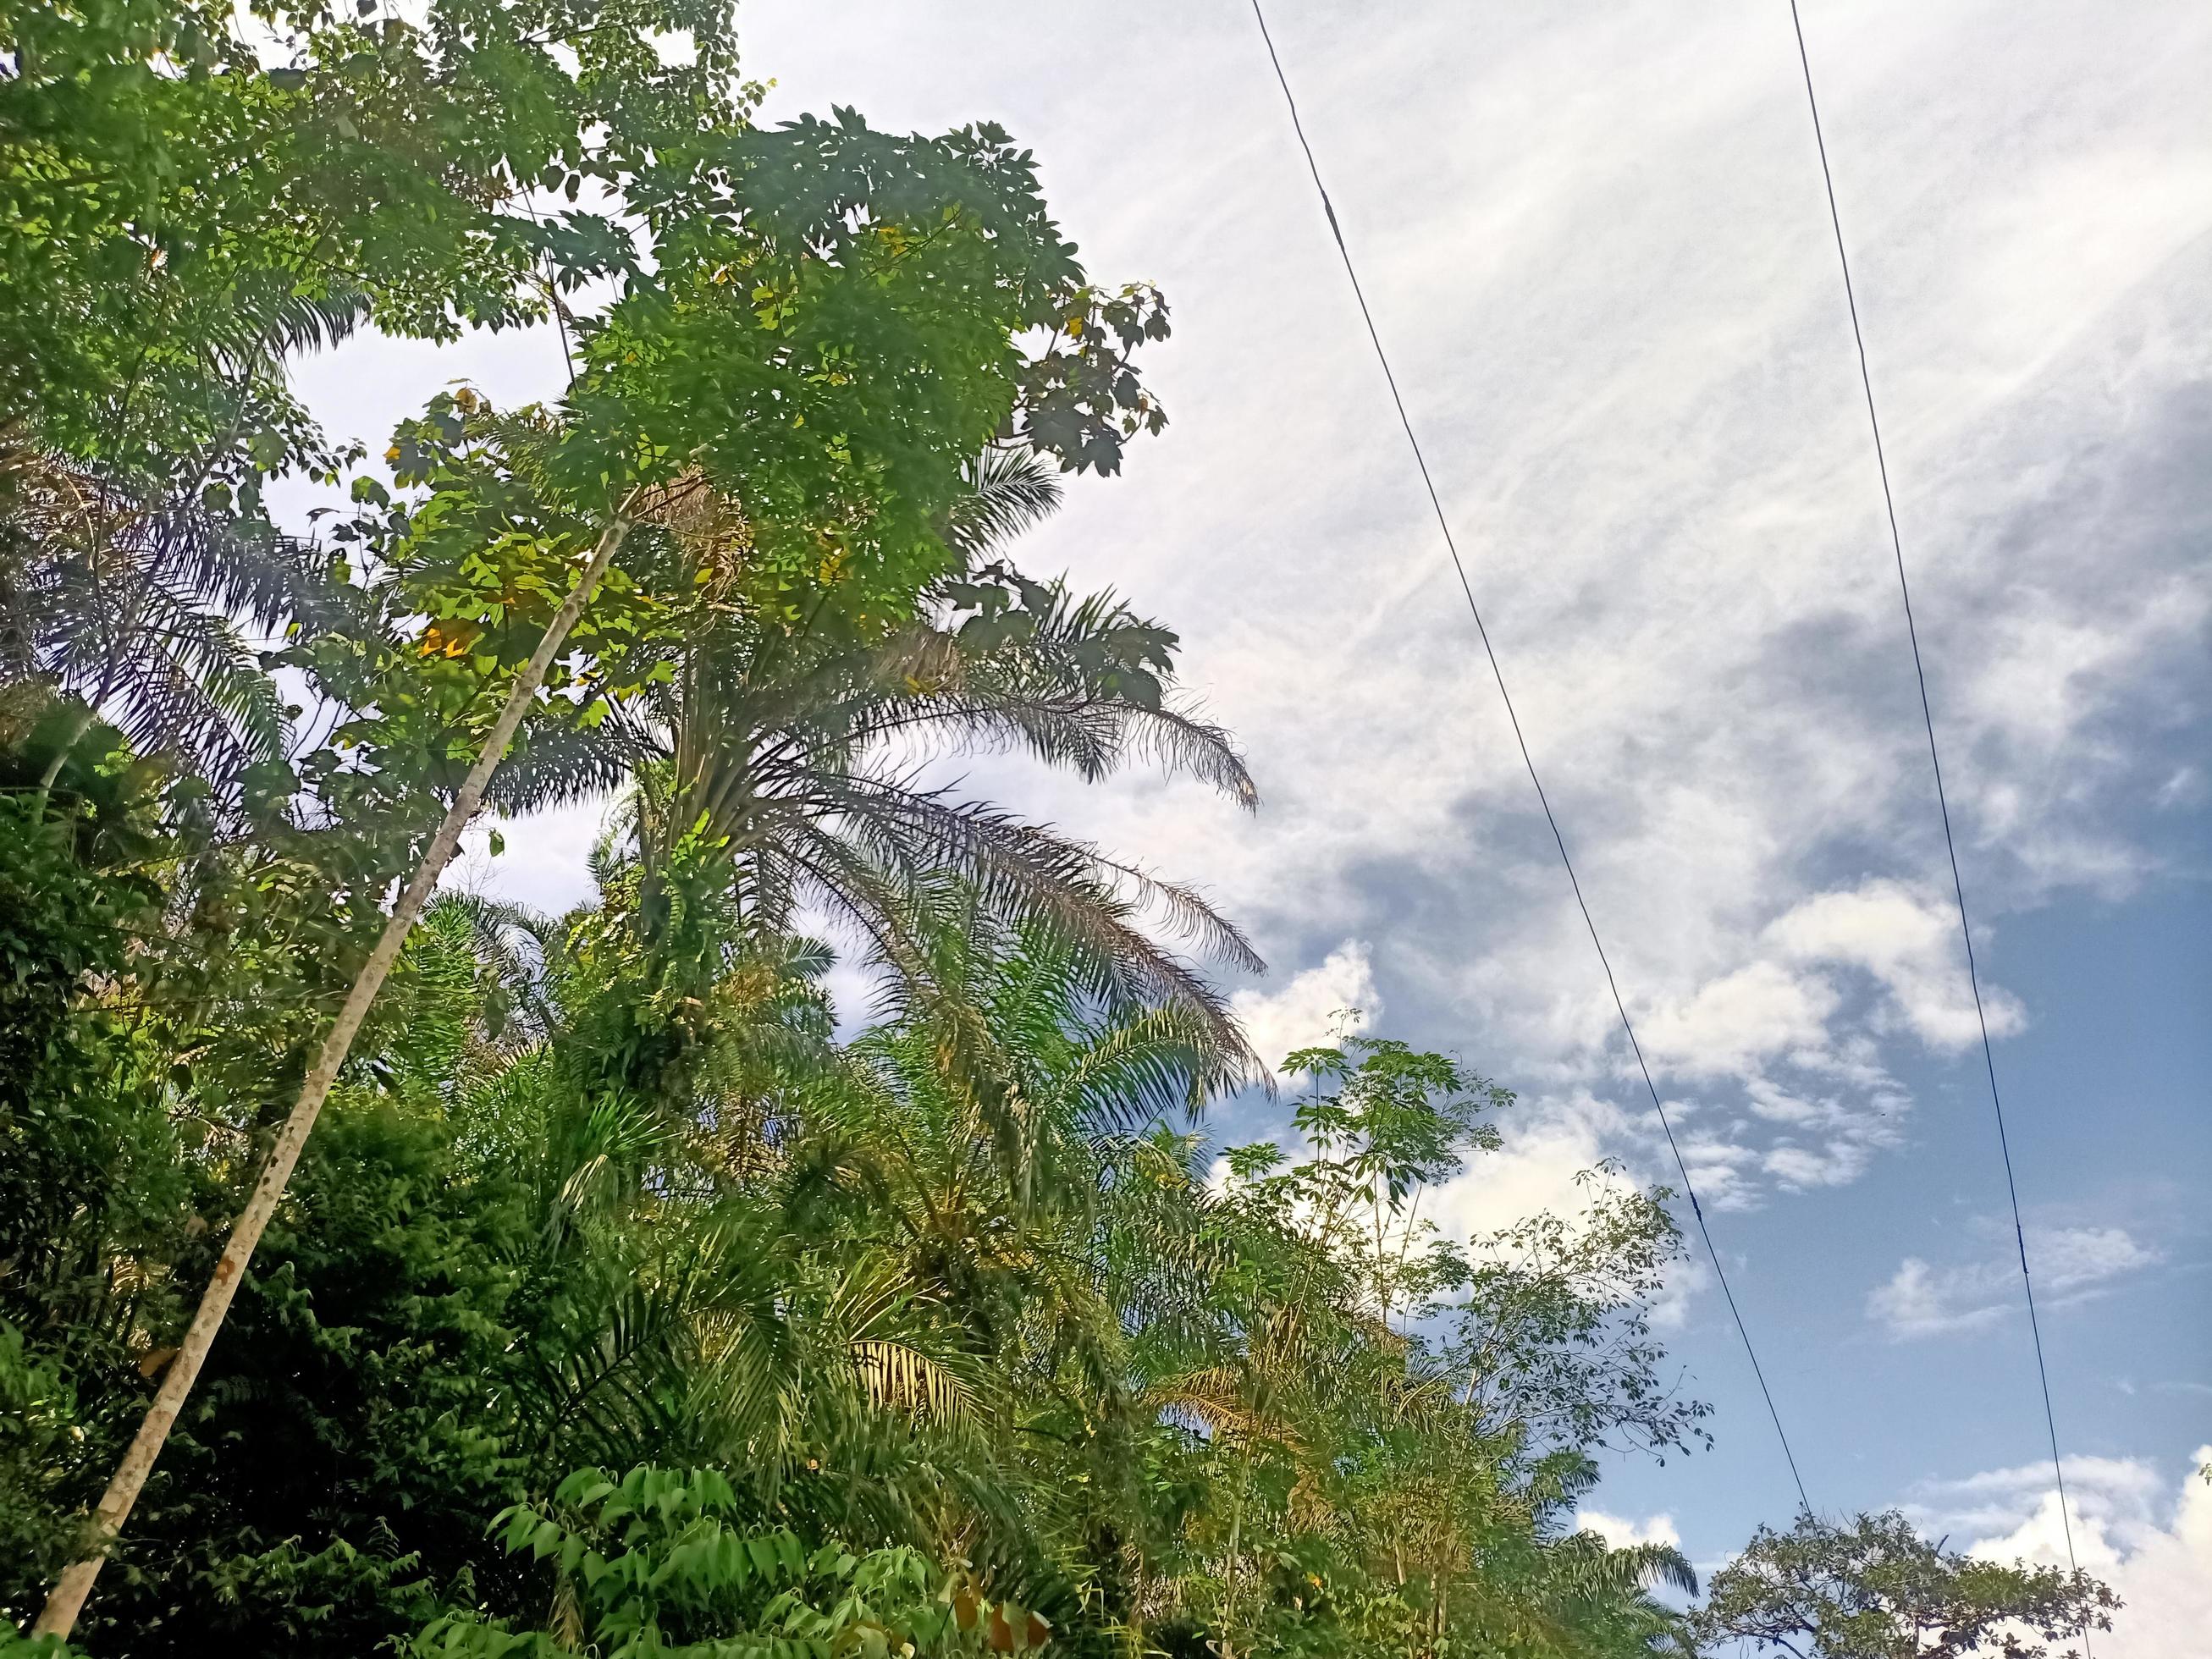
[1760,885,2026,1052]
[2154,765,2206,811]
[1763,881,2027,1053]
[1609,880,2000,1204]
[1577,1508,1682,1552]
[2036,1229,2166,1297]
[1597,878,2038,1203]
[1867,1226,2162,1340]
[1673,1129,1762,1215]
[1867,1257,2001,1341]
[1762,1138,1877,1190]
[1228,939,1380,1078]
[1427,1088,1625,1237]
[1914,1452,2167,1540]
[1638,960,1840,1082]
[1914,1449,2212,1658]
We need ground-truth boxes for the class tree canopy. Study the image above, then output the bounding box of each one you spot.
[1691,1510,2117,1659]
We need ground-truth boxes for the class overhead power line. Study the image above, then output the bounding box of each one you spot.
[1781,0,2088,1628]
[1246,0,1811,1515]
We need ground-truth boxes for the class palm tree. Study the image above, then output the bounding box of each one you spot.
[0,282,367,807]
[503,448,1268,1073]
[853,880,1260,1211]
[0,442,317,803]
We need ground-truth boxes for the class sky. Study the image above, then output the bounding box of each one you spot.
[284,1,2212,1648]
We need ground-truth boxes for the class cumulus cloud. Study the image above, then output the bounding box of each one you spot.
[1426,1088,1627,1237]
[1867,1226,2163,1340]
[1911,1450,2212,1658]
[1637,959,1841,1082]
[1623,879,2001,1203]
[1646,875,2026,1070]
[1228,939,1380,1078]
[1577,1509,1682,1552]
[1763,881,2026,1051]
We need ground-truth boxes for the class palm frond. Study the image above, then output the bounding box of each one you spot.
[775,781,1263,1083]
[1553,1532,1700,1601]
[852,1338,976,1430]
[946,447,1063,559]
[483,714,649,815]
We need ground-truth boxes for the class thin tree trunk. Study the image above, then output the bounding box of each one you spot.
[34,516,632,1641]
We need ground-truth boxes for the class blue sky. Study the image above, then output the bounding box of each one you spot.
[284,0,2212,1645]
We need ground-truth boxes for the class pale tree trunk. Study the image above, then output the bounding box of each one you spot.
[35,517,632,1642]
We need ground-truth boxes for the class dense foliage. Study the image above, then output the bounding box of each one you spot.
[1,3,2115,1656]
[0,734,1709,1657]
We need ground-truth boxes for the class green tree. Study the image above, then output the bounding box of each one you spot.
[1123,1040,1700,1659]
[0,0,734,482]
[0,0,734,799]
[65,1100,545,1652]
[576,472,1264,1083]
[1691,1510,2118,1658]
[1448,1166,1713,1461]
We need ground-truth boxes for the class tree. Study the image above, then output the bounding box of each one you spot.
[1448,1166,1713,1461]
[0,0,734,482]
[553,458,1264,1083]
[1691,1510,2118,1659]
[0,0,725,790]
[1125,1041,1701,1659]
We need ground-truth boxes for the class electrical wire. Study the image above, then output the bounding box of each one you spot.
[1781,0,2088,1628]
[1247,0,1811,1516]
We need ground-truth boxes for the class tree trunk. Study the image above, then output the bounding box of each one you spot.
[34,517,632,1641]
